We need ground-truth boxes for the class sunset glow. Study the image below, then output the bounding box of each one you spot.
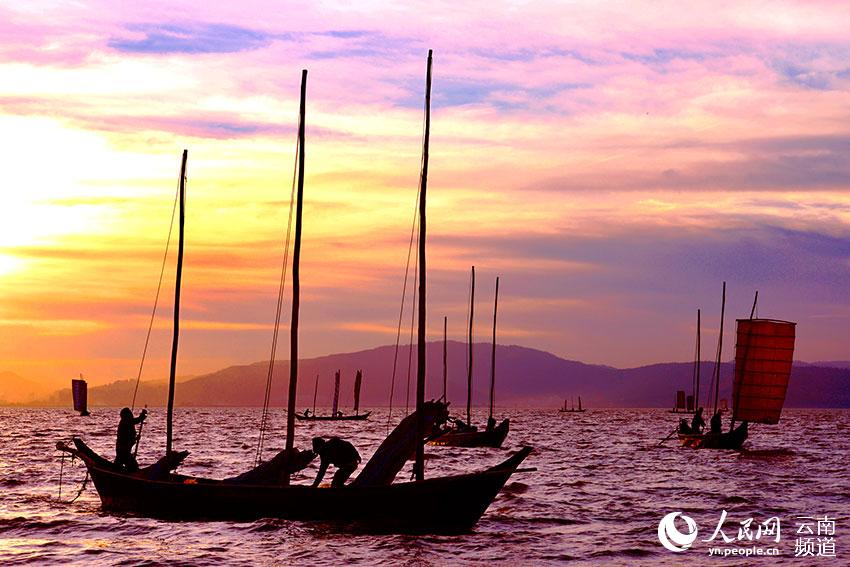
[1,1,849,392]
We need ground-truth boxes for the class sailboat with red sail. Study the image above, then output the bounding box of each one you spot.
[56,52,532,532]
[678,285,795,449]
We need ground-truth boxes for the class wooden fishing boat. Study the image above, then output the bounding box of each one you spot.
[428,273,510,448]
[678,285,795,450]
[558,396,586,413]
[428,418,510,447]
[295,411,371,421]
[678,422,748,449]
[60,52,532,532]
[61,436,530,532]
[296,370,370,420]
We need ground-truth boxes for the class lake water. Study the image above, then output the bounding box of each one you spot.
[0,407,847,565]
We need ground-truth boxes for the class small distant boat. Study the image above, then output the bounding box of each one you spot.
[295,369,371,421]
[669,309,701,414]
[71,376,90,416]
[678,285,795,450]
[559,396,586,413]
[668,390,694,414]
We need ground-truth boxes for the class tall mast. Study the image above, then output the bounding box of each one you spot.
[713,281,726,415]
[312,373,319,415]
[489,276,499,420]
[165,149,187,455]
[694,309,701,409]
[442,316,447,401]
[413,49,432,482]
[467,265,475,427]
[284,69,307,469]
[750,290,759,319]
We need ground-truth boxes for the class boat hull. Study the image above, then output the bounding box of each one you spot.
[427,419,509,448]
[678,423,748,450]
[295,411,371,421]
[70,439,530,533]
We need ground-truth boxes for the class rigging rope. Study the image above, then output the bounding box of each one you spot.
[386,76,430,432]
[404,229,419,416]
[386,200,419,432]
[57,447,90,504]
[255,117,300,466]
[131,173,181,410]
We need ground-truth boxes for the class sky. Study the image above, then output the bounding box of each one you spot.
[0,1,848,391]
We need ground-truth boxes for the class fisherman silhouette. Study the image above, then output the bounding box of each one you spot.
[311,436,361,487]
[690,407,705,434]
[115,407,146,471]
[710,410,722,434]
[486,416,497,431]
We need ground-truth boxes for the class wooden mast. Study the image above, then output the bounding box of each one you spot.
[165,149,187,455]
[694,308,701,409]
[284,69,307,473]
[750,290,759,318]
[713,281,726,415]
[467,266,475,427]
[442,316,448,401]
[312,373,319,415]
[489,277,499,421]
[413,49,432,482]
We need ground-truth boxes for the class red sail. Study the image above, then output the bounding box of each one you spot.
[71,379,87,413]
[732,319,796,424]
[353,369,362,415]
[676,390,686,410]
[332,370,341,416]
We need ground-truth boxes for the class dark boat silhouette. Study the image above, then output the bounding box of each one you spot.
[558,396,585,413]
[58,52,531,531]
[296,370,370,421]
[428,270,509,448]
[677,285,795,450]
[295,411,371,422]
[71,376,90,416]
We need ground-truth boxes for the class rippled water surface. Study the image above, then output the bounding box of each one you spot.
[0,407,847,565]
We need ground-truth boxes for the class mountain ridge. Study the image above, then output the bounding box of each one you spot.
[12,341,850,409]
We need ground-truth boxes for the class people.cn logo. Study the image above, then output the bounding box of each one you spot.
[658,512,699,552]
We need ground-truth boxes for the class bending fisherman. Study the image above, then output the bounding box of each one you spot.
[311,436,361,487]
[115,407,147,471]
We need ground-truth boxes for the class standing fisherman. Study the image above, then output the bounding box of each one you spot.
[116,407,147,471]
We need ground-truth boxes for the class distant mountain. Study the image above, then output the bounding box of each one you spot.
[21,342,850,408]
[0,371,58,404]
[812,361,850,370]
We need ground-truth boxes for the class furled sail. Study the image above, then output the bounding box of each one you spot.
[71,378,88,415]
[332,370,341,416]
[732,318,796,424]
[353,369,362,415]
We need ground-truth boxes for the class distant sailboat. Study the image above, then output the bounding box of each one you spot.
[559,396,585,413]
[71,375,90,416]
[679,285,795,449]
[428,273,509,448]
[295,369,371,421]
[669,309,700,414]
